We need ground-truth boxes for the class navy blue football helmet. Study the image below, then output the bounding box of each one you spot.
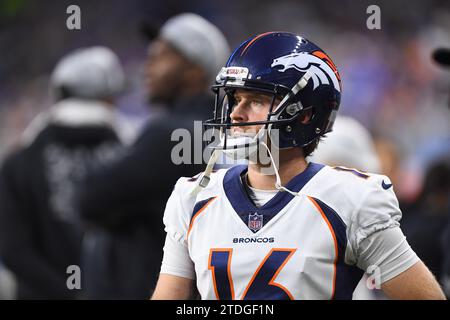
[204,32,341,153]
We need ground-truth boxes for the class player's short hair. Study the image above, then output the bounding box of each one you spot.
[302,139,320,158]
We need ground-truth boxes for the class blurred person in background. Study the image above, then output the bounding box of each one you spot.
[0,46,125,299]
[402,159,450,285]
[372,136,420,230]
[140,13,228,120]
[309,115,381,173]
[432,47,450,298]
[373,138,401,190]
[0,261,16,299]
[76,13,230,299]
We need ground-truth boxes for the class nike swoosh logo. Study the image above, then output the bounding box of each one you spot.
[382,180,393,190]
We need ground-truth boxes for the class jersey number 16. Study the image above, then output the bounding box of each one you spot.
[208,248,296,300]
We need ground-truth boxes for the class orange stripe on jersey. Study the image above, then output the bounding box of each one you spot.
[187,196,217,238]
[208,248,235,300]
[307,196,338,299]
[241,248,296,300]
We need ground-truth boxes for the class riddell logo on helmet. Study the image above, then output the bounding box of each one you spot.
[226,68,247,75]
[271,52,341,92]
[216,67,250,84]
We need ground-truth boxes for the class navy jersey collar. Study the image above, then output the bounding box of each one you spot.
[223,162,325,226]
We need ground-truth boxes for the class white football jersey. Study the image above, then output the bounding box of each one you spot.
[162,163,404,300]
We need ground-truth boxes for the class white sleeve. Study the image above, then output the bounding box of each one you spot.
[160,232,195,279]
[344,174,420,283]
[348,175,402,256]
[356,227,420,284]
[159,178,196,279]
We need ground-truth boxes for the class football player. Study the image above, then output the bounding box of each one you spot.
[152,32,445,300]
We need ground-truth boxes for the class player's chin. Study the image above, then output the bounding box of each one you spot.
[230,126,262,137]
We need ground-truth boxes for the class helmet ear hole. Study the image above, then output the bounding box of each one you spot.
[298,108,314,124]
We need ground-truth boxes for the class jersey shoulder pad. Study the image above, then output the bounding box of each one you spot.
[306,165,401,250]
[330,166,400,245]
[162,169,227,244]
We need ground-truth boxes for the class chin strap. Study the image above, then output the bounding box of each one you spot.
[260,141,302,198]
[191,139,303,198]
[256,71,312,197]
[190,148,222,196]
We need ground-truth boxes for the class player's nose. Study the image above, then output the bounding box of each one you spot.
[230,100,248,123]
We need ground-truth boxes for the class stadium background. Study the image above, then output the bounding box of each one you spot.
[0,0,449,299]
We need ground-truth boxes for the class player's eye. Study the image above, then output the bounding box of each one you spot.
[251,99,264,107]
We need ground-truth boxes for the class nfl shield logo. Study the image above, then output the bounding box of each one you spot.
[248,212,264,232]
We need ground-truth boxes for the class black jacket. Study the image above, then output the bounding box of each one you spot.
[78,93,213,299]
[0,99,122,299]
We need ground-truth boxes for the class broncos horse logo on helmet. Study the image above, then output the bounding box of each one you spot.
[271,52,341,92]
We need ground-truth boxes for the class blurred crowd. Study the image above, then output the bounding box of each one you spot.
[0,0,449,299]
